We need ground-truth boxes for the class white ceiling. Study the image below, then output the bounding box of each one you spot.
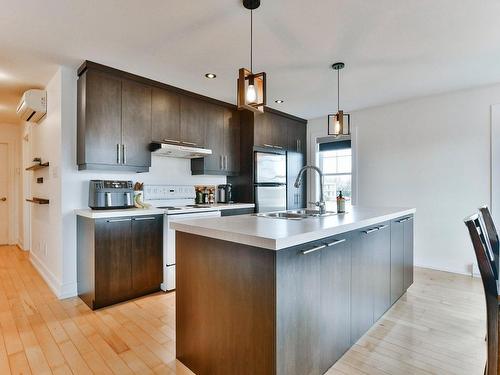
[1,0,500,123]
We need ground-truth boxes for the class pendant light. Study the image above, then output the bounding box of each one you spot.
[237,0,266,113]
[328,62,351,136]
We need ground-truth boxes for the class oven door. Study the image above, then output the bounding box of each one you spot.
[162,210,222,291]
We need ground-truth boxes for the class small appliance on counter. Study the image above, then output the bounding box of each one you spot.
[88,180,134,210]
[217,184,233,203]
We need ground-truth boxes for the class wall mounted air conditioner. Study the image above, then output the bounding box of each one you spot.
[16,89,47,123]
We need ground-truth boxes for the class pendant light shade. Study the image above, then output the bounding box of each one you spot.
[328,62,351,136]
[237,0,267,113]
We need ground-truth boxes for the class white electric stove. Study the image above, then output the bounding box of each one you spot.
[143,185,221,291]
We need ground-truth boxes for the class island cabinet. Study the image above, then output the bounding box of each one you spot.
[175,213,414,375]
[391,215,415,301]
[77,214,163,310]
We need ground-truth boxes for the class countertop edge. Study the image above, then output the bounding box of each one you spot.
[171,208,416,250]
[75,203,255,219]
[75,208,166,219]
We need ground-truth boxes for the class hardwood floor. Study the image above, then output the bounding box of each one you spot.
[0,245,487,374]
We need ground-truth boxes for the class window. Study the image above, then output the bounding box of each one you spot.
[318,140,352,211]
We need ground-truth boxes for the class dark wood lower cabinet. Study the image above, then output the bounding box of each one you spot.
[390,219,405,304]
[131,216,163,294]
[276,246,321,375]
[320,235,352,373]
[94,219,133,307]
[373,223,391,321]
[77,214,163,310]
[404,216,414,290]
[176,215,414,375]
[350,229,375,344]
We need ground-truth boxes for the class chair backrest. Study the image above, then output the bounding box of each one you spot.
[464,213,498,375]
[478,206,500,279]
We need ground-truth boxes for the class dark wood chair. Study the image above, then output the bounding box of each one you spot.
[479,206,500,280]
[464,213,498,375]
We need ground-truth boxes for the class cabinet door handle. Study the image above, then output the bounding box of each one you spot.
[224,155,228,170]
[302,244,326,255]
[326,238,346,247]
[377,224,389,230]
[363,228,379,234]
[182,141,197,146]
[133,216,156,221]
[117,144,121,164]
[122,144,127,164]
[106,218,132,223]
[396,217,413,223]
[220,155,223,170]
[163,139,180,144]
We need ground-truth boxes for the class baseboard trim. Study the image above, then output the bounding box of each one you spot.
[29,251,78,299]
[415,262,480,278]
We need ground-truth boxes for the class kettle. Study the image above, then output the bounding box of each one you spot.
[217,184,232,203]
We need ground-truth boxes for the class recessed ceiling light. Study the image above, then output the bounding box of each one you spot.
[205,73,216,79]
[275,99,284,104]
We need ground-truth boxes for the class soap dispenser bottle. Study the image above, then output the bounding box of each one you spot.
[337,190,346,213]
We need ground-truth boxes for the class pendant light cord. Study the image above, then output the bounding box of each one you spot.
[337,69,340,111]
[250,9,253,72]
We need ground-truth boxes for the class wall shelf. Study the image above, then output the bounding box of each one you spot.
[26,197,50,205]
[26,162,49,171]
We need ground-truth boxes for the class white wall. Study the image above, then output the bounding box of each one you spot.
[308,84,500,275]
[0,123,21,245]
[28,66,226,298]
[27,69,64,294]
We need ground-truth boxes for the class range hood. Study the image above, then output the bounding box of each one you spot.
[149,141,212,159]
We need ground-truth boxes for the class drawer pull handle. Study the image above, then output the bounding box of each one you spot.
[363,228,379,234]
[263,144,274,148]
[377,224,389,230]
[133,217,156,221]
[163,139,180,144]
[326,238,346,247]
[106,218,132,223]
[397,217,413,223]
[302,244,326,255]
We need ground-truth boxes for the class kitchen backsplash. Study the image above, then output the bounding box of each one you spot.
[71,155,226,209]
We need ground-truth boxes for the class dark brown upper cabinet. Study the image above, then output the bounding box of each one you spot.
[77,67,152,172]
[77,69,122,168]
[151,87,181,143]
[254,111,297,151]
[180,96,207,147]
[287,119,307,155]
[121,79,152,168]
[191,107,240,176]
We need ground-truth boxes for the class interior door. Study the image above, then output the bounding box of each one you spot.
[0,144,8,244]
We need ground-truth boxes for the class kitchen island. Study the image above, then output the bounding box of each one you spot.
[171,206,415,375]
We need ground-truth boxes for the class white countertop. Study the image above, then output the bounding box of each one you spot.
[75,207,166,219]
[75,203,255,219]
[170,206,416,250]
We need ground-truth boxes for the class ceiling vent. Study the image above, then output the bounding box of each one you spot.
[16,89,47,123]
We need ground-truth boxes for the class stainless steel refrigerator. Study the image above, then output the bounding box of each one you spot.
[254,151,287,213]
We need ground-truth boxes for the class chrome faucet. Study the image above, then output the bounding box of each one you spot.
[294,165,326,215]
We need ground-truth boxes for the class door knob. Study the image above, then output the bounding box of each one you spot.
[0,197,6,202]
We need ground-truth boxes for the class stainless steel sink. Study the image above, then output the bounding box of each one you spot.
[255,209,341,220]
